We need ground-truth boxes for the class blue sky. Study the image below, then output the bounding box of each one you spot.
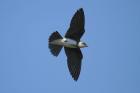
[0,0,140,93]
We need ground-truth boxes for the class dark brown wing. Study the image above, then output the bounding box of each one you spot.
[64,47,83,81]
[65,8,85,42]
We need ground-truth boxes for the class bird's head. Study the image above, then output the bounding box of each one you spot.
[78,42,88,48]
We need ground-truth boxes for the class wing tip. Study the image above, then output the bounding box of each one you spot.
[79,8,83,12]
[78,8,84,14]
[73,77,79,81]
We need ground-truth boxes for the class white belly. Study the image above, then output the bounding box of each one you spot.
[49,38,78,48]
[61,38,77,48]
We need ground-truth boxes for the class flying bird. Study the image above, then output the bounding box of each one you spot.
[48,8,87,81]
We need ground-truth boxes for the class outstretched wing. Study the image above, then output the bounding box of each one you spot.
[64,47,83,81]
[65,8,85,42]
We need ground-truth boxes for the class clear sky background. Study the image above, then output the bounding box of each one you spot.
[0,0,140,93]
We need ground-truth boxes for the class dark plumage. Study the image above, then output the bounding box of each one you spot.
[49,31,63,56]
[64,48,83,81]
[65,8,85,42]
[48,8,86,81]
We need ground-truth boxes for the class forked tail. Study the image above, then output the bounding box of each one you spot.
[48,31,63,57]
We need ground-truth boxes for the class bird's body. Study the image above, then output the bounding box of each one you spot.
[48,8,87,81]
[49,38,87,48]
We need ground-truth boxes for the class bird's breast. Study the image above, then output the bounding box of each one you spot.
[62,38,78,48]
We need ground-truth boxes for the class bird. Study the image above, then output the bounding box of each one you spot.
[48,8,87,81]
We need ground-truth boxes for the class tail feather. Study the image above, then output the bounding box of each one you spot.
[49,31,62,42]
[48,31,63,56]
[49,44,62,56]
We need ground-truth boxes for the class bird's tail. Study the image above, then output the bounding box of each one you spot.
[48,31,63,57]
